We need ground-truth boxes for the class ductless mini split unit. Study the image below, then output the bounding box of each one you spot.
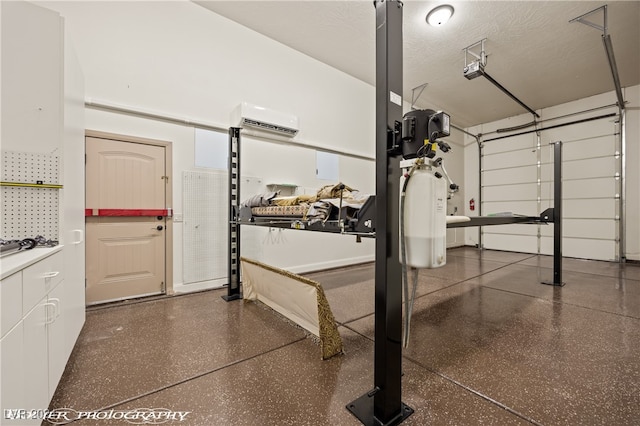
[231,102,299,137]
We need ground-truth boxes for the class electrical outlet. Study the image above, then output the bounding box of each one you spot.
[173,214,183,223]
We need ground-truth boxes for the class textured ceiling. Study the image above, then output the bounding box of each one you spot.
[195,1,640,128]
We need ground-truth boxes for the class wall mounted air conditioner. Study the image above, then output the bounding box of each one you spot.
[231,102,299,137]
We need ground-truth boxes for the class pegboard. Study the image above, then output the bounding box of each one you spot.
[1,151,60,240]
[182,171,228,285]
[2,150,60,184]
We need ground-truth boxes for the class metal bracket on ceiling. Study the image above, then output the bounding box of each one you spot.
[569,4,609,36]
[463,38,487,69]
[410,82,428,110]
[570,4,624,109]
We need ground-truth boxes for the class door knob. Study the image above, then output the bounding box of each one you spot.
[155,225,164,231]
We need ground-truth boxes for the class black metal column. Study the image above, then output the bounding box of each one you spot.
[542,141,565,287]
[223,127,242,301]
[347,1,413,425]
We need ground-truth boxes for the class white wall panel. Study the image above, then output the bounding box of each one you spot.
[624,85,640,260]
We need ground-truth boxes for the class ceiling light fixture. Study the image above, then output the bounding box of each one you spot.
[426,5,454,27]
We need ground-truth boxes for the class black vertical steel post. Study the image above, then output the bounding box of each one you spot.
[223,127,242,301]
[347,1,413,424]
[542,141,564,287]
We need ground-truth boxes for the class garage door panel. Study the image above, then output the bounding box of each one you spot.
[564,238,616,261]
[540,177,616,199]
[484,183,537,202]
[484,149,538,170]
[484,166,537,186]
[542,119,615,142]
[541,237,615,261]
[539,219,616,239]
[483,135,535,155]
[480,110,618,261]
[540,157,616,180]
[564,199,616,219]
[482,200,539,216]
[563,136,616,161]
[565,219,616,240]
[484,234,538,254]
[484,224,539,236]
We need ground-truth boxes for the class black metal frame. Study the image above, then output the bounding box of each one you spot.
[346,1,413,425]
[542,141,565,286]
[223,127,242,301]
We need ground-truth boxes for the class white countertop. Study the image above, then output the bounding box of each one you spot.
[0,246,63,280]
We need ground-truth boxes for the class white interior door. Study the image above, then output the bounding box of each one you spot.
[85,137,167,304]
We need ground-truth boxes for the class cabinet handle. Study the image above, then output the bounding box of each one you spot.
[49,298,61,319]
[42,271,60,279]
[43,302,57,324]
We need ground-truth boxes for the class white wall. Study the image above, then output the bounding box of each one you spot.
[625,85,640,261]
[36,0,383,293]
[464,86,639,261]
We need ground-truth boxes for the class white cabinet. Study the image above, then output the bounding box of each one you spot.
[0,249,71,425]
[22,302,49,417]
[0,272,22,337]
[0,323,24,423]
[47,282,67,398]
[0,1,85,423]
[0,0,62,154]
[0,1,84,422]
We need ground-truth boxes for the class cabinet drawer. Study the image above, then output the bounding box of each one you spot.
[1,271,23,338]
[22,252,64,313]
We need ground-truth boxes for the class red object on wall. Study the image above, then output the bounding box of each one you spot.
[469,198,475,211]
[85,209,168,217]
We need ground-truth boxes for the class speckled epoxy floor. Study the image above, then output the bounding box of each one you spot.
[49,247,640,425]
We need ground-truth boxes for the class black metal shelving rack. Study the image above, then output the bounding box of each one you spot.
[223,127,242,301]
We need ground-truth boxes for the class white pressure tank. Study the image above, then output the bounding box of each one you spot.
[400,164,447,268]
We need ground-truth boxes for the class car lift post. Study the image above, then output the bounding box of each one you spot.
[347,1,413,424]
[542,141,565,286]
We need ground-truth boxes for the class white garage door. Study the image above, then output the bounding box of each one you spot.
[481,109,621,261]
